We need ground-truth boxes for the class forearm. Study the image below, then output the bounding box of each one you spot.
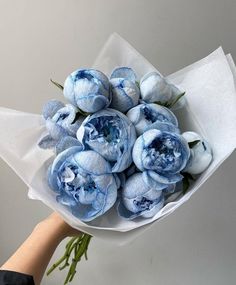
[0,213,78,285]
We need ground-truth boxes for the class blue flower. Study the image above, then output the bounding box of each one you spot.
[63,69,111,113]
[132,129,190,188]
[38,100,84,150]
[77,108,136,172]
[48,147,118,222]
[140,72,185,108]
[110,67,137,82]
[182,131,213,174]
[109,67,140,113]
[117,173,164,219]
[126,103,179,136]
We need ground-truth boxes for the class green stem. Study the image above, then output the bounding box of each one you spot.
[46,237,77,275]
[64,234,91,284]
[47,234,92,284]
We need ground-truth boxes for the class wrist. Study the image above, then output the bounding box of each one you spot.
[34,214,70,242]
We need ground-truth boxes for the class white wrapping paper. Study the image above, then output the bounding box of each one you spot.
[0,33,236,244]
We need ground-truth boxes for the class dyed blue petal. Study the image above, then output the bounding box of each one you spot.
[76,93,109,113]
[117,199,141,220]
[51,104,77,125]
[56,193,77,207]
[55,136,83,154]
[47,164,60,193]
[109,78,140,113]
[164,180,184,203]
[144,121,180,134]
[110,67,137,83]
[77,108,136,173]
[145,170,183,185]
[133,128,189,190]
[140,72,183,105]
[122,173,150,200]
[72,203,101,222]
[142,171,168,190]
[182,131,212,175]
[63,69,110,113]
[117,173,164,220]
[127,103,178,136]
[133,129,190,174]
[67,115,85,135]
[38,135,57,149]
[50,146,83,179]
[78,187,97,205]
[162,183,176,194]
[73,150,112,175]
[46,119,68,140]
[102,177,118,212]
[132,145,145,171]
[42,100,65,120]
[141,196,164,218]
[48,148,118,222]
[113,173,121,189]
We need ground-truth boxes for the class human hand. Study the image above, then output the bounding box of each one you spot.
[36,212,81,241]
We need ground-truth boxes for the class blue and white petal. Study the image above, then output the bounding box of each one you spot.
[55,136,83,154]
[182,131,213,175]
[63,69,111,113]
[77,108,136,172]
[117,173,164,220]
[127,103,178,136]
[110,67,137,83]
[48,148,118,222]
[42,100,65,120]
[110,78,140,113]
[132,129,190,188]
[140,71,183,105]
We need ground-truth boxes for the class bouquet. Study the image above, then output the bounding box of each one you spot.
[0,33,236,284]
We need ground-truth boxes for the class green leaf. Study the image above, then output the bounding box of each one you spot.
[71,109,90,124]
[182,175,190,195]
[77,108,90,117]
[181,172,195,194]
[188,140,200,149]
[154,101,170,108]
[135,81,140,88]
[50,79,64,91]
[182,172,195,181]
[169,92,185,108]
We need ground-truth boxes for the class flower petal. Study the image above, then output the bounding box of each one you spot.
[110,67,137,83]
[55,136,83,154]
[38,135,57,149]
[42,100,65,119]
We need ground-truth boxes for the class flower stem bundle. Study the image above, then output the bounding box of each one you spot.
[47,234,92,284]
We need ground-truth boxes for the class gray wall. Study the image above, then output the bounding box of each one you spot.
[0,1,236,284]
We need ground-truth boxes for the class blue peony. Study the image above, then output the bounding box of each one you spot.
[132,129,190,188]
[117,173,164,219]
[63,69,111,113]
[76,108,136,173]
[182,131,213,175]
[48,147,118,222]
[109,67,140,113]
[126,103,179,136]
[38,100,84,150]
[140,71,185,108]
[110,66,137,82]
